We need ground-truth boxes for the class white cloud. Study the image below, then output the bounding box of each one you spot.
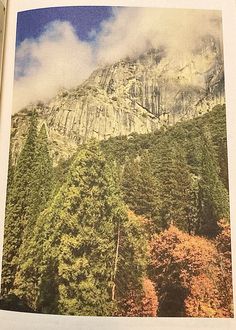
[13,21,95,112]
[13,8,222,112]
[95,8,222,64]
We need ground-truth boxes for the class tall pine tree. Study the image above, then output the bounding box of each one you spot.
[1,115,53,296]
[121,152,160,230]
[13,142,128,315]
[114,211,150,316]
[1,113,38,294]
[197,131,229,237]
[152,139,197,233]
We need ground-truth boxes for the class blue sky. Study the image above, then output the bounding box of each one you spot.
[16,6,114,46]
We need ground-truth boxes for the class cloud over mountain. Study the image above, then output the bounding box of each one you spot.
[95,8,222,64]
[13,21,95,112]
[13,7,222,113]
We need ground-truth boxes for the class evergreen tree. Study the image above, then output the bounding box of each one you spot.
[121,152,160,230]
[114,211,151,316]
[218,137,229,191]
[1,113,38,294]
[197,132,229,237]
[28,123,53,220]
[13,124,53,301]
[153,140,197,232]
[5,143,15,195]
[121,157,142,212]
[136,152,160,222]
[13,142,127,315]
[1,115,53,296]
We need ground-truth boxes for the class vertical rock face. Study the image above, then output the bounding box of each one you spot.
[11,37,225,164]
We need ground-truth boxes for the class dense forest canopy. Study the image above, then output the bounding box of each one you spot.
[0,104,233,317]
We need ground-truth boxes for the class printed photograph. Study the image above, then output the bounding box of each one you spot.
[0,6,233,317]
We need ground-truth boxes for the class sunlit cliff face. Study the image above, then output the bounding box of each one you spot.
[10,31,224,166]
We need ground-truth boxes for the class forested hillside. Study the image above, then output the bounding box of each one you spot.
[0,104,233,317]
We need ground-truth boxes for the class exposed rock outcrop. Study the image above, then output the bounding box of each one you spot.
[11,36,225,164]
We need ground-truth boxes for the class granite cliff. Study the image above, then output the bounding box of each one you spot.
[11,36,225,164]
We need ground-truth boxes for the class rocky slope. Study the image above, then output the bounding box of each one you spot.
[11,36,225,164]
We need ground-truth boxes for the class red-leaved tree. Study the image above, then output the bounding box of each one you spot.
[149,225,233,317]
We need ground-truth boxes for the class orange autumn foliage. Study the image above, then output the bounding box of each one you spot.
[150,225,233,317]
[185,274,223,317]
[142,278,159,317]
[116,277,158,317]
[215,219,234,317]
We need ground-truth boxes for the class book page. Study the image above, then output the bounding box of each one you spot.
[0,0,7,93]
[0,0,236,329]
